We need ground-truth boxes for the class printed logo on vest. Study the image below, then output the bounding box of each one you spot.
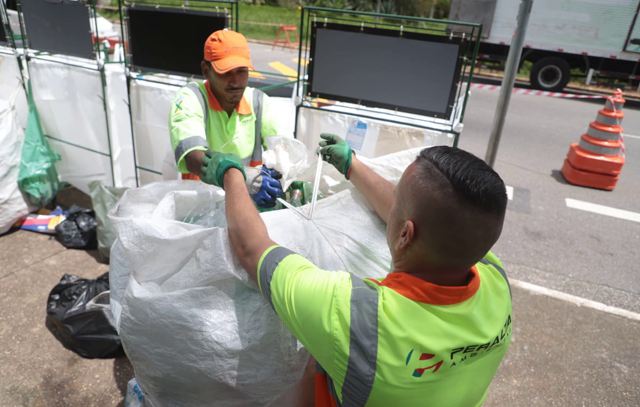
[175,96,185,113]
[405,349,443,378]
[449,314,512,368]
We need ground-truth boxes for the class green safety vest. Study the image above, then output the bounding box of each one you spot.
[169,82,278,172]
[257,246,512,407]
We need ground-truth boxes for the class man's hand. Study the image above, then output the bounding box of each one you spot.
[200,150,245,188]
[250,167,284,208]
[318,133,353,179]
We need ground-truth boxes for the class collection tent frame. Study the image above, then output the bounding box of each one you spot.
[294,6,482,147]
[0,1,16,50]
[117,0,239,186]
[14,0,117,189]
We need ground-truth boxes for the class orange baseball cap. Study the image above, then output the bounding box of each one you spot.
[203,29,253,74]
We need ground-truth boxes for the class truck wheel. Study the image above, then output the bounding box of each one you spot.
[529,57,570,92]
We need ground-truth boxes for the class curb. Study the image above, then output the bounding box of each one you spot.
[471,75,640,109]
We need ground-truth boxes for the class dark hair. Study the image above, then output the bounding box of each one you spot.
[417,146,507,216]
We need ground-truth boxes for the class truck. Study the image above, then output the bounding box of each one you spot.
[450,0,640,91]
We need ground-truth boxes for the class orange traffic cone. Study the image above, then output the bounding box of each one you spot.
[561,89,625,191]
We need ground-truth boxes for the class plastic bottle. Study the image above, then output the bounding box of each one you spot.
[290,189,303,207]
[289,181,305,207]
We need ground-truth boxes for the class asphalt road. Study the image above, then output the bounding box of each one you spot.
[249,41,640,314]
[459,89,640,313]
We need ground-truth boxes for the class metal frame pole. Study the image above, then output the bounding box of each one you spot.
[119,0,140,187]
[485,0,533,167]
[92,3,117,187]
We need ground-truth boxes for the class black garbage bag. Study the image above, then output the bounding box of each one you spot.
[55,205,97,249]
[45,272,124,359]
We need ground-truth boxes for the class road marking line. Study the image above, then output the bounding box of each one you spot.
[249,71,266,79]
[511,279,640,322]
[565,198,640,223]
[505,185,514,200]
[293,57,308,66]
[268,61,297,79]
[624,133,640,140]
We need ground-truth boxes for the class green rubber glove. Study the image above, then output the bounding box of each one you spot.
[318,133,353,179]
[200,150,245,188]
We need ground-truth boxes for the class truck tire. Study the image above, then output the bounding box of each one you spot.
[529,57,570,92]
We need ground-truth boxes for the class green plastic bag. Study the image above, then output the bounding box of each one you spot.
[18,83,60,207]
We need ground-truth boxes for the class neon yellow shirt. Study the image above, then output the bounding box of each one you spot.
[257,246,512,406]
[168,81,280,172]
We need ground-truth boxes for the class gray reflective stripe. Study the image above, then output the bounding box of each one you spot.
[596,113,622,126]
[587,124,621,141]
[251,89,264,165]
[341,277,379,407]
[258,246,294,308]
[605,100,624,111]
[479,258,511,299]
[186,82,209,124]
[579,138,621,155]
[174,136,208,162]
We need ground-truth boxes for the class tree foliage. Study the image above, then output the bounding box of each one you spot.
[258,0,451,19]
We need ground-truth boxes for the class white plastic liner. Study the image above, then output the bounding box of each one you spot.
[29,58,114,193]
[296,104,455,162]
[0,51,29,233]
[109,147,420,407]
[129,79,181,184]
[104,64,136,188]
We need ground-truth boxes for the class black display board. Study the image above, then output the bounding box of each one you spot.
[20,0,94,59]
[127,6,228,76]
[308,23,463,118]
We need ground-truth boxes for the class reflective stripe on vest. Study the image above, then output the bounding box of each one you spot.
[249,89,264,167]
[174,135,208,163]
[186,82,208,123]
[259,246,294,309]
[185,84,264,167]
[479,258,511,299]
[259,249,379,406]
[340,277,379,407]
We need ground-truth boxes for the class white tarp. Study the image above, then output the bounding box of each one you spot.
[129,79,181,185]
[104,64,136,188]
[109,147,420,407]
[0,50,29,233]
[29,58,114,194]
[296,105,455,161]
[26,58,137,191]
[1,54,449,197]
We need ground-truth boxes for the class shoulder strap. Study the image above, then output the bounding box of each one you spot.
[250,88,265,166]
[185,82,208,124]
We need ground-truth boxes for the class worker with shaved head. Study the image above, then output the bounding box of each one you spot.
[208,133,511,406]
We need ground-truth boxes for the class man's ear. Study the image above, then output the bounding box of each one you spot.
[200,60,210,78]
[397,220,415,251]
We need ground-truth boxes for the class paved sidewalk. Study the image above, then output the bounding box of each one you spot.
[0,230,133,407]
[0,229,638,406]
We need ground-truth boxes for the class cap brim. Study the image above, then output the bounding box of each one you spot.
[212,56,254,74]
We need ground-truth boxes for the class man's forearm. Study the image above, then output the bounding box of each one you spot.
[185,150,206,176]
[348,156,395,224]
[224,168,274,281]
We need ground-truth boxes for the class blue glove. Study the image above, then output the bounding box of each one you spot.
[250,167,284,208]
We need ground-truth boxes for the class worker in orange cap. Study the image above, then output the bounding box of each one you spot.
[169,29,283,208]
